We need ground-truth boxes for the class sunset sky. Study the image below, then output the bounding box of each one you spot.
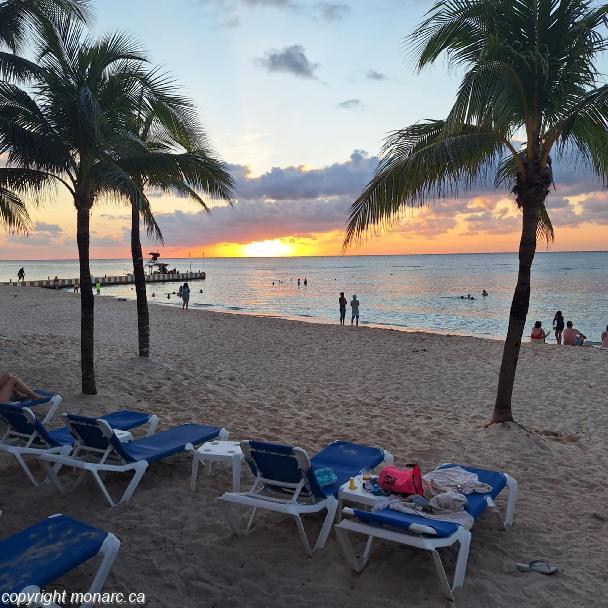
[3,0,608,259]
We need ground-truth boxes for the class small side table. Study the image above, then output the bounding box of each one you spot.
[338,475,386,520]
[191,440,244,492]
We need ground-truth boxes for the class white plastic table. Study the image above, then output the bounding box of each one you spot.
[338,475,386,520]
[191,440,243,492]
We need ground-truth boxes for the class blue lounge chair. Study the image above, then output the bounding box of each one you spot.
[0,403,157,486]
[218,440,394,555]
[0,514,119,608]
[334,464,518,601]
[3,389,62,423]
[40,414,228,507]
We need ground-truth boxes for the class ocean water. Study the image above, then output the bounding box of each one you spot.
[1,252,607,342]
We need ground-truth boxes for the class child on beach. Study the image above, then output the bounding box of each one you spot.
[96,280,101,295]
[350,295,360,327]
[553,311,565,344]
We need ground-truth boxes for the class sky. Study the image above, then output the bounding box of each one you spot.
[2,0,608,259]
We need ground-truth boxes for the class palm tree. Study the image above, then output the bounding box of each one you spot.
[0,18,164,394]
[117,82,235,357]
[344,0,608,423]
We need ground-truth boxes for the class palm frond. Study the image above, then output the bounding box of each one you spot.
[0,186,31,232]
[344,120,505,247]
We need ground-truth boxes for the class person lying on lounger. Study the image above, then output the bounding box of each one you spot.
[0,372,43,402]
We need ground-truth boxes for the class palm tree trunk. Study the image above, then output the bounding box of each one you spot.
[131,196,150,357]
[76,200,97,395]
[491,201,540,423]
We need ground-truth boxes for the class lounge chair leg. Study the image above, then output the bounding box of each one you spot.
[293,515,313,556]
[40,458,66,493]
[117,462,148,505]
[452,529,471,593]
[246,507,258,532]
[191,454,201,492]
[14,453,45,486]
[313,497,338,552]
[219,500,243,536]
[81,533,121,608]
[430,549,454,601]
[335,526,366,572]
[361,535,374,565]
[504,474,518,529]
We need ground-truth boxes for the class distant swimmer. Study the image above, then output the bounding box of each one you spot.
[167,293,170,299]
[350,295,360,327]
[482,289,488,297]
[199,289,203,293]
[339,292,347,325]
[152,292,155,297]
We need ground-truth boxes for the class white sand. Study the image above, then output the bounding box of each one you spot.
[1,284,606,607]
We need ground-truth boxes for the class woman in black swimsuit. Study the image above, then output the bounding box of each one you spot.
[553,310,564,344]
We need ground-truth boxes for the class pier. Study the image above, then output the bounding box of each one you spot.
[2,271,206,289]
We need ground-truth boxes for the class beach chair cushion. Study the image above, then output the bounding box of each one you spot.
[111,423,222,463]
[0,515,107,600]
[7,389,57,408]
[311,441,386,498]
[352,464,508,538]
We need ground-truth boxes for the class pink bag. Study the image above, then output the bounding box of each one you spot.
[378,464,423,496]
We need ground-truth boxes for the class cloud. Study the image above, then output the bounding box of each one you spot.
[231,150,378,200]
[366,69,387,81]
[243,0,298,6]
[255,45,319,79]
[337,98,363,110]
[33,222,63,234]
[148,150,380,247]
[315,2,349,21]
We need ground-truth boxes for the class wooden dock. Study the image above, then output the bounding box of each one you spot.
[2,271,205,289]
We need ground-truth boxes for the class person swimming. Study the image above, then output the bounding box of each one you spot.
[482,289,488,297]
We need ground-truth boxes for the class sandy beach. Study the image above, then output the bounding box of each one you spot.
[1,284,606,608]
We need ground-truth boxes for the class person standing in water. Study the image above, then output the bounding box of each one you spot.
[339,292,347,325]
[350,295,360,327]
[181,282,190,310]
[553,310,565,344]
[304,278,308,286]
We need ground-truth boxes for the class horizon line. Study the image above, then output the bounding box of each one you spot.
[2,249,608,262]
